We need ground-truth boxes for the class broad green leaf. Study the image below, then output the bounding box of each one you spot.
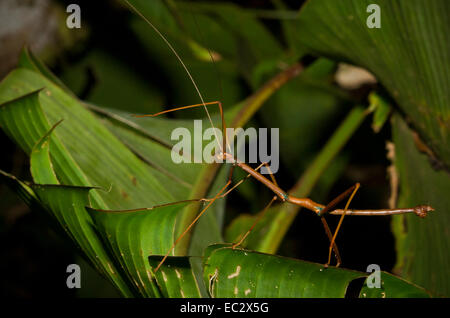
[27,102,205,298]
[203,244,363,298]
[392,115,450,297]
[204,245,430,298]
[0,90,137,295]
[359,271,431,298]
[17,48,75,96]
[0,69,187,296]
[88,202,201,298]
[87,104,213,193]
[16,45,231,261]
[84,104,230,256]
[149,256,202,298]
[0,70,176,210]
[295,0,450,169]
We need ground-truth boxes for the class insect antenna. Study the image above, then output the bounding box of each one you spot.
[123,0,225,153]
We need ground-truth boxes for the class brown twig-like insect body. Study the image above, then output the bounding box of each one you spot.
[135,101,433,272]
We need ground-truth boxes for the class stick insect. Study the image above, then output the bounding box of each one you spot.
[124,1,433,273]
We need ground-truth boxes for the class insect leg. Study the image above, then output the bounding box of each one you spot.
[231,196,278,249]
[154,179,232,272]
[326,183,360,267]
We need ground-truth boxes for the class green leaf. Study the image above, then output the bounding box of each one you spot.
[203,244,352,298]
[83,104,229,256]
[30,119,62,184]
[18,48,75,96]
[88,202,201,298]
[0,68,188,296]
[392,115,450,297]
[359,271,431,298]
[24,92,205,297]
[1,70,181,210]
[295,0,450,169]
[203,244,430,298]
[149,256,202,298]
[0,89,130,292]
